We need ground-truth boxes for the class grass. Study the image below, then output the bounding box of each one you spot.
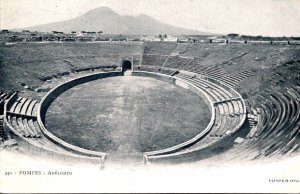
[45,76,210,162]
[0,42,143,92]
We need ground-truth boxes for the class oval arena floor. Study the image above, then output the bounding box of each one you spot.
[45,76,210,164]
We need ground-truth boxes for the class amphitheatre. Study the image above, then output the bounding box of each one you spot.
[0,33,300,170]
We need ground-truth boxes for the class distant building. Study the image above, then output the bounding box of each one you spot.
[95,37,110,41]
[87,32,96,35]
[178,37,196,43]
[211,38,226,43]
[8,35,26,42]
[64,37,76,42]
[76,36,95,42]
[177,37,188,43]
[27,36,43,42]
[1,29,10,33]
[52,31,64,34]
[208,36,218,40]
[141,35,161,41]
[227,33,239,38]
[110,34,127,41]
[75,33,84,38]
[45,35,59,42]
[163,35,178,42]
[128,38,141,42]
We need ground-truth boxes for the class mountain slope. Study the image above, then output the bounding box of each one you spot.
[20,7,206,35]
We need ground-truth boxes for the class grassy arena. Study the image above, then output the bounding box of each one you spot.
[45,76,210,162]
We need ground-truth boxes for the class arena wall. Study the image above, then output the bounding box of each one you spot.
[3,93,103,165]
[144,71,246,163]
[37,71,123,162]
[5,69,246,164]
[132,71,216,159]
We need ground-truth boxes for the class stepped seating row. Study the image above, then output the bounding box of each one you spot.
[1,92,14,117]
[143,42,177,56]
[241,90,299,159]
[0,92,11,110]
[133,65,161,73]
[145,73,246,163]
[6,97,41,138]
[6,115,83,156]
[158,43,177,55]
[246,110,259,138]
[4,95,83,153]
[4,94,106,163]
[142,43,191,72]
[68,43,143,56]
[243,88,300,157]
[172,43,192,55]
[143,42,163,55]
[0,91,10,100]
[174,73,244,144]
[9,97,38,116]
[1,92,13,140]
[0,115,4,141]
[7,115,41,138]
[134,64,176,76]
[204,68,226,80]
[182,57,227,80]
[185,64,226,80]
[219,70,254,87]
[163,55,192,70]
[159,68,175,75]
[175,73,237,101]
[183,58,205,72]
[215,51,248,66]
[182,87,300,163]
[211,108,243,137]
[141,55,168,67]
[216,100,244,115]
[66,55,120,69]
[140,53,227,81]
[258,94,285,139]
[246,107,259,135]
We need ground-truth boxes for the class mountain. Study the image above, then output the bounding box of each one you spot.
[19,7,207,35]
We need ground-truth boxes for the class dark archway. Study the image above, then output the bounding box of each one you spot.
[122,60,132,74]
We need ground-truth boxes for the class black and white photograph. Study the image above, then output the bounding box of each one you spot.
[0,0,300,193]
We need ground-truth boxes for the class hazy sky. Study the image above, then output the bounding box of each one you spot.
[1,0,300,36]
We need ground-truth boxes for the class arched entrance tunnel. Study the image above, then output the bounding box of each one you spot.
[122,60,132,74]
